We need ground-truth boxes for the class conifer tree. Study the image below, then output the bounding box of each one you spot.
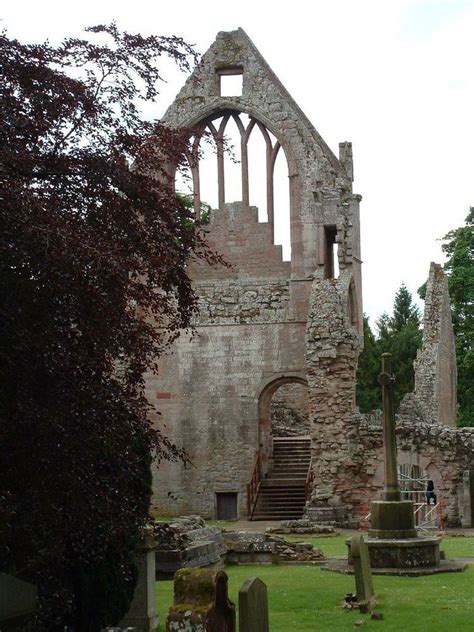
[357,286,422,412]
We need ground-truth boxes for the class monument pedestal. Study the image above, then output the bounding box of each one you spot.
[119,528,158,632]
[365,499,440,568]
[368,500,417,539]
[365,536,440,569]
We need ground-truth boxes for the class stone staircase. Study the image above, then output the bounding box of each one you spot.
[251,436,311,520]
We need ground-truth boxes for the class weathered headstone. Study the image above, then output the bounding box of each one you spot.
[460,470,474,528]
[0,573,37,630]
[238,577,269,632]
[166,568,236,631]
[119,526,158,632]
[351,535,375,608]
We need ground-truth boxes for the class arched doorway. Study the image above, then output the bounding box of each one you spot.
[257,375,309,476]
[252,375,311,520]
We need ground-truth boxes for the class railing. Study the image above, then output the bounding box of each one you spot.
[305,457,314,501]
[414,502,442,532]
[363,501,442,532]
[247,451,261,520]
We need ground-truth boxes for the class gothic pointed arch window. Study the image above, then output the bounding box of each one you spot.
[176,109,292,260]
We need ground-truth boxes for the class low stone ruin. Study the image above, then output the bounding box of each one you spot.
[224,531,324,565]
[154,516,225,576]
[267,519,335,535]
[153,516,326,571]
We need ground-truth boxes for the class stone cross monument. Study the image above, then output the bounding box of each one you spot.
[369,353,417,539]
[379,353,401,502]
[365,353,441,570]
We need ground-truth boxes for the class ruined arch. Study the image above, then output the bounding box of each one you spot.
[257,374,308,474]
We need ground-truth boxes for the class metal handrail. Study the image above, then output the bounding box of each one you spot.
[246,451,261,520]
[304,457,314,501]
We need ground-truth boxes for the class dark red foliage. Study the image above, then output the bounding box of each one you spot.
[0,24,217,629]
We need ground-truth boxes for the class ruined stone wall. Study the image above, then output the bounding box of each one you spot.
[150,29,362,518]
[270,382,310,437]
[409,263,457,426]
[162,29,361,286]
[147,206,307,517]
[304,269,361,525]
[304,263,473,528]
[306,414,474,527]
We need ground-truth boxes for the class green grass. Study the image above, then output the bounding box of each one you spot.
[156,564,474,631]
[440,535,474,559]
[285,533,474,560]
[155,537,474,631]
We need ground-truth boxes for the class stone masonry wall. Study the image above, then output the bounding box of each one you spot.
[147,199,306,517]
[162,28,360,282]
[304,265,473,528]
[270,382,310,437]
[305,269,361,525]
[150,28,363,518]
[307,414,474,527]
[410,262,457,426]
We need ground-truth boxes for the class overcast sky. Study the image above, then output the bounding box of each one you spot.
[4,0,473,326]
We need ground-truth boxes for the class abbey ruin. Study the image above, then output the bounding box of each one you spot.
[147,29,474,528]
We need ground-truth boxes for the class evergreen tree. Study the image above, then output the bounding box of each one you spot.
[389,283,421,331]
[356,316,381,412]
[442,208,474,427]
[357,285,422,412]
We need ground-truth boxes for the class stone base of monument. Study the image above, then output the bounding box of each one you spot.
[368,500,418,539]
[321,500,467,576]
[363,536,441,568]
[338,499,465,574]
[323,556,467,577]
[364,500,442,569]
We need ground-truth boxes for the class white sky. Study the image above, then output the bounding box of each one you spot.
[4,0,474,326]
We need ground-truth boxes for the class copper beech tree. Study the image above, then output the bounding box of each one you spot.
[0,25,217,630]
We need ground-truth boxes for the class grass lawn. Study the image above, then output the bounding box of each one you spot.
[155,536,474,631]
[286,533,474,559]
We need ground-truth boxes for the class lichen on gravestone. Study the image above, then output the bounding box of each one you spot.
[166,568,235,632]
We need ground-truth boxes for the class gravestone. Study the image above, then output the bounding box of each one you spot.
[351,535,374,607]
[238,577,269,632]
[119,526,158,631]
[166,568,235,631]
[460,470,474,527]
[0,573,37,630]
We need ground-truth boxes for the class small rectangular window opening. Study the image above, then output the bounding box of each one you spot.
[218,67,243,97]
[324,225,339,279]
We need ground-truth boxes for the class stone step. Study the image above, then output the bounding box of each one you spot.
[273,446,311,451]
[273,436,311,441]
[259,495,305,501]
[272,461,309,466]
[252,513,305,520]
[250,436,311,520]
[273,456,311,461]
[258,493,305,502]
[261,479,306,487]
[272,464,309,469]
